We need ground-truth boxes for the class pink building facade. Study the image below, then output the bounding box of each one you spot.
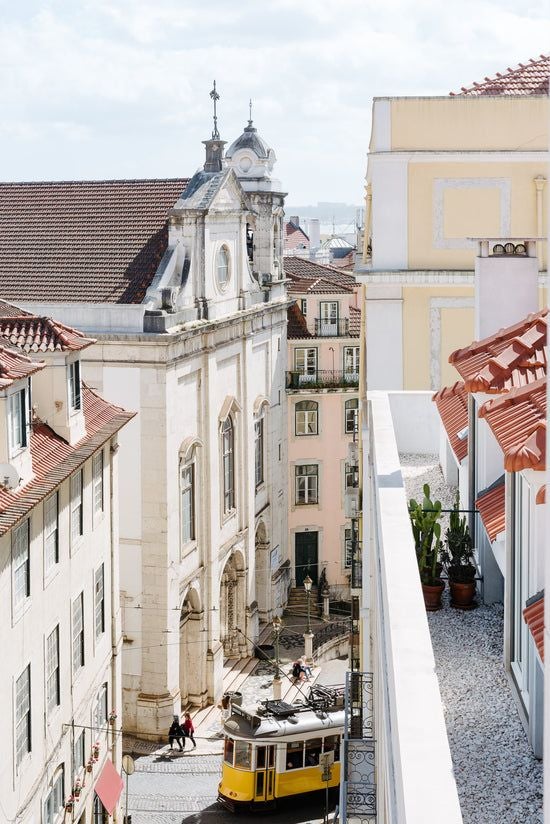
[285,259,360,598]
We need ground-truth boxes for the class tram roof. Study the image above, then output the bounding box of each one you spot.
[224,704,345,740]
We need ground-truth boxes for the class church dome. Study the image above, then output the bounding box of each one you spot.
[225,122,272,160]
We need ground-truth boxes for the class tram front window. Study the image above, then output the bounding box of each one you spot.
[224,737,234,766]
[323,735,340,761]
[305,738,322,767]
[286,741,303,770]
[234,741,252,770]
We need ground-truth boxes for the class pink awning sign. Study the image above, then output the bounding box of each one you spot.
[95,757,124,815]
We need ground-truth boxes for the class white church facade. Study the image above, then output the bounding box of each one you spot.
[0,107,290,738]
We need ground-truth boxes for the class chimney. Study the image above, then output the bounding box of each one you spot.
[202,138,226,173]
[308,219,320,249]
[474,238,539,339]
[289,215,300,228]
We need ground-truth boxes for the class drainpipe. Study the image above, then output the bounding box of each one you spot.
[534,176,546,271]
[110,437,122,820]
[358,282,371,673]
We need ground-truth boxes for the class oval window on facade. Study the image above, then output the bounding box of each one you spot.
[217,246,230,288]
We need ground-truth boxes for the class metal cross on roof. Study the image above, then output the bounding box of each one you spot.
[210,80,220,139]
[248,98,253,127]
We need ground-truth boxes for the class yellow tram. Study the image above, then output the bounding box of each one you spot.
[217,687,344,811]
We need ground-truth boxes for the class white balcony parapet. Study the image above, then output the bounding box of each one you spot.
[363,392,463,824]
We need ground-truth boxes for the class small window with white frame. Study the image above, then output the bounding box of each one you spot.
[74,729,86,775]
[70,470,83,545]
[93,682,108,732]
[181,463,195,545]
[294,347,317,376]
[295,400,318,436]
[254,417,264,488]
[300,298,307,316]
[12,519,30,612]
[68,360,81,411]
[44,492,59,574]
[295,464,318,505]
[9,386,28,455]
[72,592,85,674]
[222,416,235,514]
[46,625,60,713]
[95,564,105,639]
[344,398,359,435]
[216,246,231,288]
[92,451,104,518]
[43,765,64,824]
[343,347,360,379]
[15,664,31,767]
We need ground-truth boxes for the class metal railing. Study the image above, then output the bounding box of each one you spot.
[341,670,376,822]
[313,318,350,337]
[312,620,349,654]
[351,541,362,590]
[286,370,359,390]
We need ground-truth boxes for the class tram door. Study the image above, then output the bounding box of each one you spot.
[254,745,276,802]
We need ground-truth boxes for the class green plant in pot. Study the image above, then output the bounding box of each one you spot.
[441,494,477,609]
[409,483,444,611]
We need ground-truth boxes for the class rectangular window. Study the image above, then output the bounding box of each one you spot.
[95,565,105,639]
[345,398,359,434]
[74,729,86,773]
[71,470,83,544]
[93,683,108,731]
[294,347,317,375]
[295,401,318,436]
[68,360,81,411]
[344,527,353,569]
[92,451,104,517]
[295,464,318,505]
[222,418,235,514]
[344,347,360,378]
[44,493,59,572]
[9,388,27,453]
[46,625,60,712]
[15,665,31,766]
[181,464,195,544]
[43,768,64,824]
[72,593,85,673]
[300,298,307,316]
[319,301,339,335]
[255,418,264,488]
[13,520,30,610]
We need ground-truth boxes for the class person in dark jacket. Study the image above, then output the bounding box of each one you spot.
[183,712,196,748]
[168,715,184,751]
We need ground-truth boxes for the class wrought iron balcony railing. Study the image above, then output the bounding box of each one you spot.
[313,317,350,337]
[341,670,376,822]
[286,370,359,390]
[351,541,362,589]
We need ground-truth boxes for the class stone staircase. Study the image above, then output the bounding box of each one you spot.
[284,585,322,618]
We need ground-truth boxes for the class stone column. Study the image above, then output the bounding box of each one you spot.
[304,632,314,663]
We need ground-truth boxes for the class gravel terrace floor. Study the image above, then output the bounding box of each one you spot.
[401,454,543,824]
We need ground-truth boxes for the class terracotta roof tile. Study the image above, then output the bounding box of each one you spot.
[284,256,357,290]
[0,344,45,389]
[287,303,311,339]
[450,309,547,393]
[0,314,95,353]
[523,591,544,661]
[476,479,505,543]
[0,178,189,305]
[0,300,30,317]
[452,54,550,96]
[284,222,310,250]
[0,384,135,535]
[432,381,469,462]
[349,306,361,336]
[536,484,546,505]
[478,378,546,471]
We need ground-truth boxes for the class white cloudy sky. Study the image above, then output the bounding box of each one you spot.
[0,0,548,204]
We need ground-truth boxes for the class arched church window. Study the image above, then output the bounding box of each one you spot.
[222,416,235,513]
[217,246,230,288]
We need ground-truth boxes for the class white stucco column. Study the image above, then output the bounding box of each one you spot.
[304,632,314,662]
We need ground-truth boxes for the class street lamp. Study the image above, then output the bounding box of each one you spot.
[272,615,283,700]
[303,574,313,634]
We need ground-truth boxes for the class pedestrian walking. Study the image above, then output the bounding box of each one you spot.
[183,711,196,748]
[168,715,185,751]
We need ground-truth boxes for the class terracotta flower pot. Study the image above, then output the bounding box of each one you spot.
[450,580,476,610]
[422,580,445,611]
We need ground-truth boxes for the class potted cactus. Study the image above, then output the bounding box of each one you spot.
[441,494,476,609]
[409,484,444,610]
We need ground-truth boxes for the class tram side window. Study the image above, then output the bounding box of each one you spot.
[224,737,234,766]
[323,735,340,762]
[286,741,304,770]
[305,738,322,767]
[234,741,252,770]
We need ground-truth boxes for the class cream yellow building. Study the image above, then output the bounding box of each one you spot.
[357,56,549,390]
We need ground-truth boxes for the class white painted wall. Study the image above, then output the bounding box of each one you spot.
[366,285,403,389]
[387,391,440,454]
[370,157,409,270]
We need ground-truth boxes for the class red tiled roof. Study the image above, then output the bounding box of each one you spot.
[0,300,30,317]
[288,276,354,295]
[0,314,95,353]
[432,381,469,462]
[349,306,361,336]
[287,303,311,339]
[476,480,505,543]
[536,484,546,505]
[451,55,550,96]
[523,592,544,661]
[0,384,135,535]
[284,222,310,251]
[478,378,546,471]
[284,256,357,290]
[449,310,547,393]
[0,345,45,389]
[0,178,189,305]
